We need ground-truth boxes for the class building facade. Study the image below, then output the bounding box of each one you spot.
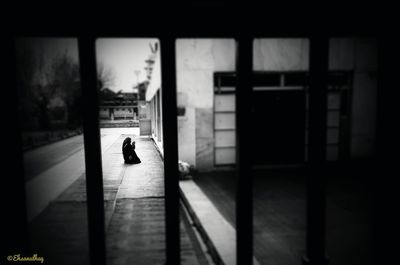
[146,39,378,171]
[99,91,138,120]
[145,42,163,152]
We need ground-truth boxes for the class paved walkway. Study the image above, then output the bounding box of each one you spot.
[193,170,307,265]
[23,134,85,181]
[25,132,120,221]
[193,169,373,265]
[28,129,209,265]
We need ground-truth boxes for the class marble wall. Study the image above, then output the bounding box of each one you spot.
[176,39,236,170]
[177,107,196,166]
[253,39,309,71]
[195,108,214,171]
[174,38,377,169]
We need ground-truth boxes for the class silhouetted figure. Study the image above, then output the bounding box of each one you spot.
[122,137,141,164]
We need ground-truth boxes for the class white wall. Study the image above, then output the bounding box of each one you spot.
[177,39,236,109]
[253,39,309,71]
[152,38,377,169]
[146,46,163,149]
[146,51,161,102]
[176,39,236,168]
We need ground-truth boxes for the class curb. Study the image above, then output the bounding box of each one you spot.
[179,181,260,265]
[179,183,225,265]
[149,137,218,264]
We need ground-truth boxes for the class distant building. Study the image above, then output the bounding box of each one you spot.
[99,89,138,120]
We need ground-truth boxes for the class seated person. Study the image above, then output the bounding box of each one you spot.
[122,137,141,164]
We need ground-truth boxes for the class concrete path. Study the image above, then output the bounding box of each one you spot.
[192,169,373,265]
[28,128,208,265]
[106,136,206,265]
[25,131,121,221]
[23,134,85,181]
[192,171,306,265]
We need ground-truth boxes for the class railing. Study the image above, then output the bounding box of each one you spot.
[6,9,379,265]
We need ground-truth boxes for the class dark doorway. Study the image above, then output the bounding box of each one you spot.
[252,89,305,165]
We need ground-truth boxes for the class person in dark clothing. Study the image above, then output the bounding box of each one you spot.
[122,137,141,164]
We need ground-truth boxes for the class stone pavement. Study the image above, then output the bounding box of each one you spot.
[23,134,85,181]
[193,170,307,265]
[28,130,209,265]
[106,136,207,265]
[25,132,121,221]
[193,169,373,265]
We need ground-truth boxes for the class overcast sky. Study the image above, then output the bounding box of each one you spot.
[16,38,158,93]
[96,38,159,93]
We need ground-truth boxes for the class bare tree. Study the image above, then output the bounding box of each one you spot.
[16,39,82,131]
[97,62,115,90]
[47,51,81,128]
[16,39,43,130]
[16,39,37,96]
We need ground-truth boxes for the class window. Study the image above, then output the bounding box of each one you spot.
[214,73,237,166]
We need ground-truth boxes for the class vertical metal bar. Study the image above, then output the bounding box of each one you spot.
[303,37,329,265]
[1,36,30,256]
[78,36,106,265]
[236,36,253,265]
[373,38,380,265]
[374,37,390,265]
[160,37,180,265]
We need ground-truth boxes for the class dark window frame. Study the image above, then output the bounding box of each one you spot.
[214,70,353,164]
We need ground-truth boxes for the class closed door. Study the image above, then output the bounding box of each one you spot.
[214,94,236,165]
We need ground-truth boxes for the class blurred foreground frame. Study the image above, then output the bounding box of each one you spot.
[3,2,390,265]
